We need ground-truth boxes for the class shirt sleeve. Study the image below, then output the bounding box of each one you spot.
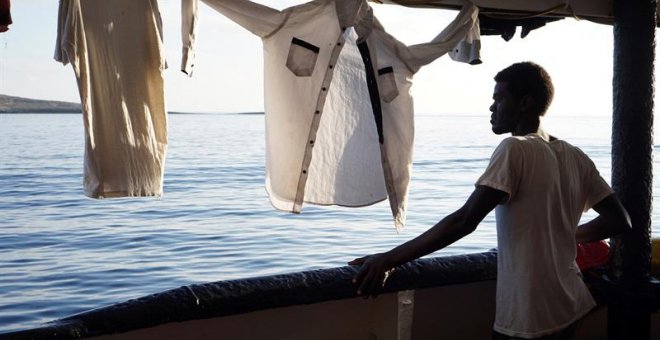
[201,0,286,38]
[475,138,523,203]
[582,157,614,212]
[181,0,199,75]
[400,3,481,73]
[54,0,78,66]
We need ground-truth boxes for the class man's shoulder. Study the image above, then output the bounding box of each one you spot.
[491,137,519,154]
[495,136,588,158]
[497,136,525,147]
[488,137,529,162]
[495,135,542,151]
[551,139,588,155]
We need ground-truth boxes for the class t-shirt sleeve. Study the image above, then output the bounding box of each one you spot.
[403,3,480,72]
[582,157,614,212]
[475,138,522,203]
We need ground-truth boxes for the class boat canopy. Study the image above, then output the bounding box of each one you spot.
[371,0,660,27]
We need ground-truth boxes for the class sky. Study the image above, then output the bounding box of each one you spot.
[0,0,631,116]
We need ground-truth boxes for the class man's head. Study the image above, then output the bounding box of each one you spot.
[489,62,554,135]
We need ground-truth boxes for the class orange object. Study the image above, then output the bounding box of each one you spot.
[576,240,610,271]
[652,238,660,278]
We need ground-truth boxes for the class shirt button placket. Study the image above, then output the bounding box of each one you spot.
[294,33,345,212]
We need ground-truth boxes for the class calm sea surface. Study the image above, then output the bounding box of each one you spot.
[0,113,658,332]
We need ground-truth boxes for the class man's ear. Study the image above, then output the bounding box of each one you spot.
[519,95,534,113]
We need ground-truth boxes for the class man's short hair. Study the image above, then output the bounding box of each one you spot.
[494,62,554,116]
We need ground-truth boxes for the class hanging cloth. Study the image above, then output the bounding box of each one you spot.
[55,0,169,198]
[54,0,198,198]
[0,0,11,33]
[182,0,199,75]
[201,0,480,230]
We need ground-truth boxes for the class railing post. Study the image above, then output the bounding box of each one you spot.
[610,0,656,338]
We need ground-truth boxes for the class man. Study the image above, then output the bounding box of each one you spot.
[350,62,631,339]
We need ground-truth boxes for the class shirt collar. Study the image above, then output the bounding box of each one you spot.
[335,0,373,41]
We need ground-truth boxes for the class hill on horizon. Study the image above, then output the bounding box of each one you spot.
[0,94,263,115]
[0,94,82,113]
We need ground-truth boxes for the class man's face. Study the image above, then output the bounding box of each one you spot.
[489,82,522,135]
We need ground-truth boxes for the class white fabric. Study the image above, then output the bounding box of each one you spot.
[200,0,481,229]
[55,0,169,198]
[181,0,199,75]
[476,134,613,338]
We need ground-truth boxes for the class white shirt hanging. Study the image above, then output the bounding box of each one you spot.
[200,0,481,229]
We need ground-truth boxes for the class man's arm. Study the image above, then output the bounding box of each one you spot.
[349,185,506,297]
[575,193,631,243]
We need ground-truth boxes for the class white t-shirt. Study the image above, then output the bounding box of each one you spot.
[476,134,613,338]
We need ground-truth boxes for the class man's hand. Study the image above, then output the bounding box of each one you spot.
[347,187,503,298]
[576,194,631,243]
[349,253,395,298]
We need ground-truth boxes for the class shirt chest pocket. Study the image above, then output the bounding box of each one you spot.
[377,67,399,103]
[286,37,320,77]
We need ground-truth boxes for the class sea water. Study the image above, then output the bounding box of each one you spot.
[0,113,657,332]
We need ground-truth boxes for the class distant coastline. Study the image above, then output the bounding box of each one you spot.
[0,95,262,115]
[169,111,264,115]
[0,94,82,113]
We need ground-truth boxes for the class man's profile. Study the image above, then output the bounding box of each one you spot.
[350,62,631,339]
